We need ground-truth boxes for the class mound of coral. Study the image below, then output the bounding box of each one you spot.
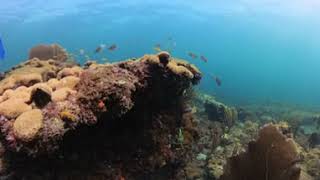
[0,49,203,179]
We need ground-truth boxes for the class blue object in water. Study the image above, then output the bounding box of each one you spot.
[0,38,5,59]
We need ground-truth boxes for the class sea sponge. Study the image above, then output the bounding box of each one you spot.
[30,84,52,108]
[0,99,32,119]
[13,109,43,142]
[157,51,171,65]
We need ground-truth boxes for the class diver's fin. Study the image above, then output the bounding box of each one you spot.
[0,38,5,59]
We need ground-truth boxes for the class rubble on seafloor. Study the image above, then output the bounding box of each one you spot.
[0,44,318,180]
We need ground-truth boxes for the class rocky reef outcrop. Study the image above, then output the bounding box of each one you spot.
[0,50,203,179]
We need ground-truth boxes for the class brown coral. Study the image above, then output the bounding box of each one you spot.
[0,58,60,95]
[30,84,52,108]
[13,109,43,142]
[29,44,68,62]
[0,99,32,119]
[220,124,301,180]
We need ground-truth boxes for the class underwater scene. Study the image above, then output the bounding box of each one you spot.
[0,0,319,180]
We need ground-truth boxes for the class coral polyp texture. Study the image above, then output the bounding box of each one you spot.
[0,51,202,179]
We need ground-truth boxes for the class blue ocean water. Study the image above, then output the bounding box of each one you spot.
[1,0,320,106]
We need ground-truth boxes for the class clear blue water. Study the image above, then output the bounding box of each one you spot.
[1,0,320,106]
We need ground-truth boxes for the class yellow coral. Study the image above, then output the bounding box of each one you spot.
[13,109,43,142]
[59,110,77,122]
[140,54,160,64]
[174,58,202,75]
[0,99,32,119]
[0,58,59,95]
[167,61,194,79]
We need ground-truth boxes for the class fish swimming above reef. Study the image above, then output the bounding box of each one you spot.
[95,44,107,53]
[188,52,198,59]
[200,55,208,63]
[108,44,117,51]
[95,46,103,53]
[210,74,222,87]
[0,37,5,60]
[153,44,162,52]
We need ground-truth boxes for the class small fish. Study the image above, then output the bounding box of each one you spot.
[108,44,117,51]
[153,44,162,52]
[200,55,208,63]
[188,52,198,59]
[153,47,161,52]
[213,76,222,86]
[95,46,103,53]
[0,38,5,60]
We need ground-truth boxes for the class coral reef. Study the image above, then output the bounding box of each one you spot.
[207,121,259,179]
[0,51,203,179]
[0,45,318,179]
